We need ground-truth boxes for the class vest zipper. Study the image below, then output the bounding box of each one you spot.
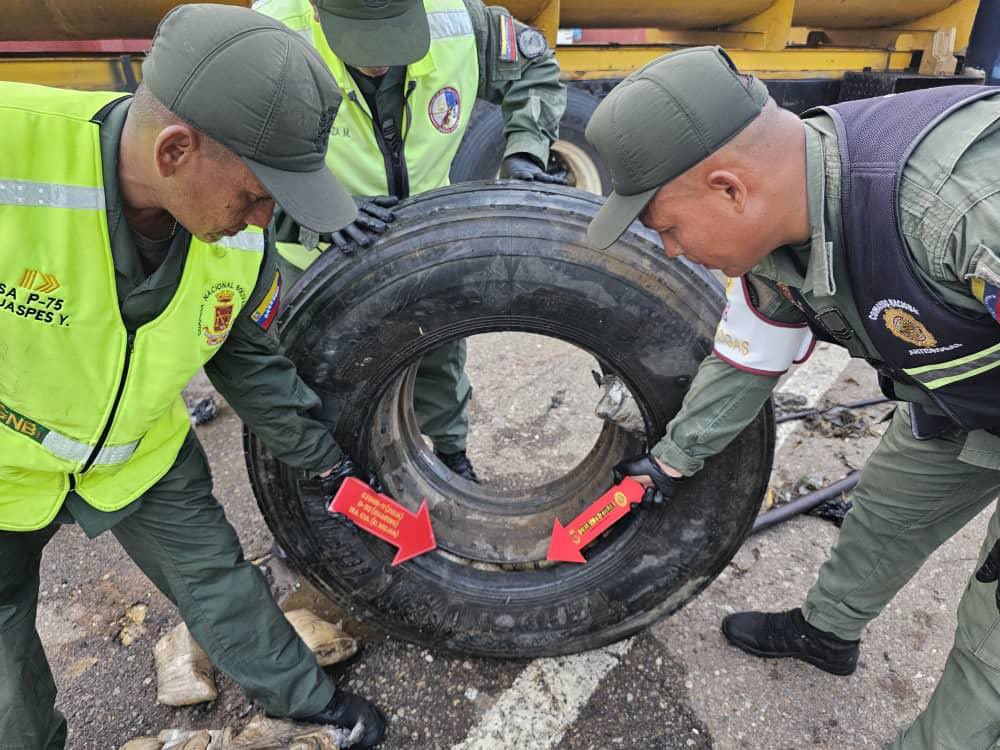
[348,82,416,199]
[80,331,135,474]
[397,80,416,199]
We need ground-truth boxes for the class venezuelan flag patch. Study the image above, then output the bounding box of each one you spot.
[498,13,519,63]
[251,271,282,331]
[972,276,1000,324]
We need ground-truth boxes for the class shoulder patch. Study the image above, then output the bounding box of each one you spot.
[251,271,282,331]
[517,27,547,60]
[971,277,1000,324]
[498,13,519,63]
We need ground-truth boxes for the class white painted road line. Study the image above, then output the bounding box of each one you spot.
[453,343,852,749]
[451,640,633,750]
[775,343,852,452]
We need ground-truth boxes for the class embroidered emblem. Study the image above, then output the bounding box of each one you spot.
[316,106,337,152]
[498,13,518,63]
[251,271,282,332]
[199,283,244,347]
[517,27,547,59]
[883,307,937,348]
[428,87,461,134]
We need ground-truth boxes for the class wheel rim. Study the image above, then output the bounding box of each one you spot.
[366,339,644,565]
[549,139,604,195]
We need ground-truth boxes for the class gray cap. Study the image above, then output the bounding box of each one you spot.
[316,0,430,67]
[142,3,356,233]
[585,46,770,250]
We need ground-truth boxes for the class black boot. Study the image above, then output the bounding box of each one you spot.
[435,449,480,483]
[302,688,386,748]
[721,608,860,676]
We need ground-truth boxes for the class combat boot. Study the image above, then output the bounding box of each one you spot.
[721,608,859,676]
[436,449,480,483]
[303,687,386,748]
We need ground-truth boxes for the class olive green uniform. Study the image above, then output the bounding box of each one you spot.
[0,97,340,748]
[658,95,1000,749]
[271,0,565,454]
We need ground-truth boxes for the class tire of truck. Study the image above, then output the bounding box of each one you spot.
[449,86,612,195]
[244,182,774,658]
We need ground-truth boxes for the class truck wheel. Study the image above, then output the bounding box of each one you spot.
[244,183,773,657]
[450,87,611,195]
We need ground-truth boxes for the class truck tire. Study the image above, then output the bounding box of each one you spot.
[244,183,774,657]
[450,86,611,195]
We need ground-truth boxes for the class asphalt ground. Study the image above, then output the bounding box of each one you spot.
[34,336,992,749]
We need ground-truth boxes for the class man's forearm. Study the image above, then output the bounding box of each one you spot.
[206,329,343,473]
[652,354,780,476]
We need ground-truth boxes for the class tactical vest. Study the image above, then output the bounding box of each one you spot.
[255,0,479,269]
[797,86,1000,431]
[0,82,266,531]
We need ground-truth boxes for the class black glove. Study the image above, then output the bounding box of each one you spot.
[324,196,398,253]
[319,456,364,501]
[612,453,679,507]
[305,687,387,748]
[499,153,568,184]
[976,539,1000,613]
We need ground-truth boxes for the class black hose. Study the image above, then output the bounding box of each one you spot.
[775,397,890,424]
[752,471,860,534]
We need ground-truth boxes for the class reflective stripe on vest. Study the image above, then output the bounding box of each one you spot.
[0,179,105,210]
[0,82,266,531]
[903,341,1000,389]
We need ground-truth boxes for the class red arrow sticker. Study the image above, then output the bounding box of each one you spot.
[546,478,646,564]
[330,477,437,566]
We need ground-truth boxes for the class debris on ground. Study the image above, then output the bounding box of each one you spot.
[117,602,149,647]
[772,392,808,419]
[121,740,166,750]
[189,396,219,426]
[592,372,645,434]
[231,715,357,748]
[161,729,230,750]
[803,406,876,439]
[154,622,218,707]
[284,609,358,667]
[807,497,854,527]
[120,716,361,750]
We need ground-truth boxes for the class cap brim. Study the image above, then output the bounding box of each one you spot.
[317,4,430,67]
[586,185,660,250]
[244,157,357,234]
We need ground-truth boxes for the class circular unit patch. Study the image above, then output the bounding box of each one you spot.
[883,307,937,348]
[517,27,547,59]
[428,87,461,134]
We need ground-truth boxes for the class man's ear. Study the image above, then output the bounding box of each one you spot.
[705,169,748,213]
[153,124,199,179]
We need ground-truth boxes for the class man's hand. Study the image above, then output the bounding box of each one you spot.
[976,539,1000,612]
[612,453,682,507]
[500,153,568,184]
[323,196,398,253]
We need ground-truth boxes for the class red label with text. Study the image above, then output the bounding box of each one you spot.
[546,478,646,563]
[330,477,437,566]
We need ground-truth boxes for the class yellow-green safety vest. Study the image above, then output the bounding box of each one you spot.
[254,0,479,269]
[0,82,266,531]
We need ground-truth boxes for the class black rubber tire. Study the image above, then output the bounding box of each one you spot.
[245,183,774,658]
[450,86,612,195]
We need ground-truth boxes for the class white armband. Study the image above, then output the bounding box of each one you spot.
[713,277,815,376]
